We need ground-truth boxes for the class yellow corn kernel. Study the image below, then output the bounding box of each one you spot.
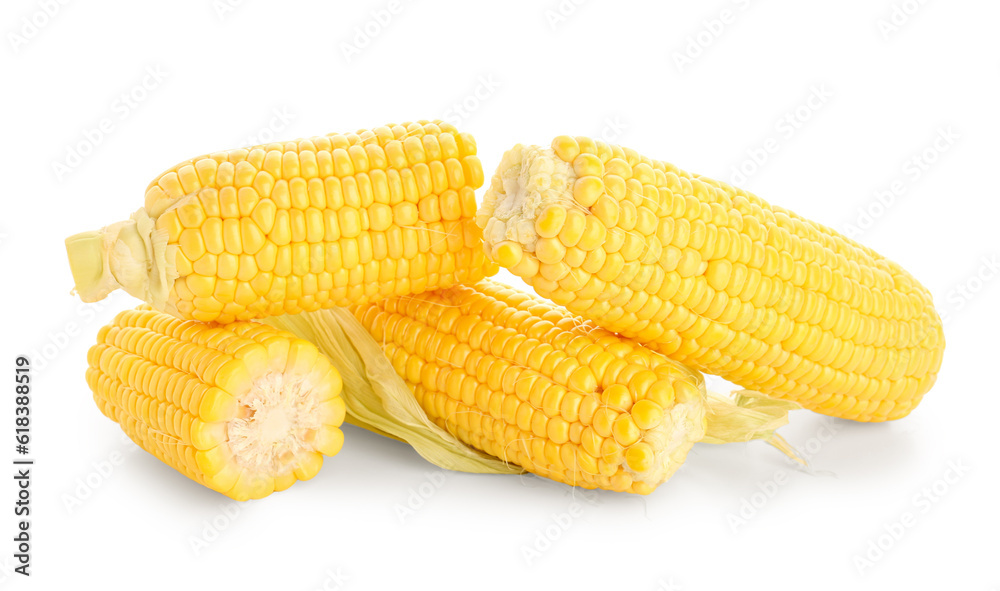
[66,120,497,323]
[351,279,706,494]
[85,306,344,501]
[476,139,945,422]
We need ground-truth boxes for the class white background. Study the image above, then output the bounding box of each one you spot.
[2,0,998,589]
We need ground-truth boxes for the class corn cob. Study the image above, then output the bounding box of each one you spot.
[353,279,706,494]
[66,121,496,323]
[86,306,346,500]
[477,139,945,422]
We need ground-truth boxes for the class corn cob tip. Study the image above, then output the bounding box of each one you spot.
[477,144,575,264]
[65,209,176,309]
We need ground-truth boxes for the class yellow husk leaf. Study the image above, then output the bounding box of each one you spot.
[703,389,805,464]
[265,308,522,474]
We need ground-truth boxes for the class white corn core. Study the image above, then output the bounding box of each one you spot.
[227,372,324,477]
[477,145,577,254]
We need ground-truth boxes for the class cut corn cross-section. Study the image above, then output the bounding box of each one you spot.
[86,306,346,500]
